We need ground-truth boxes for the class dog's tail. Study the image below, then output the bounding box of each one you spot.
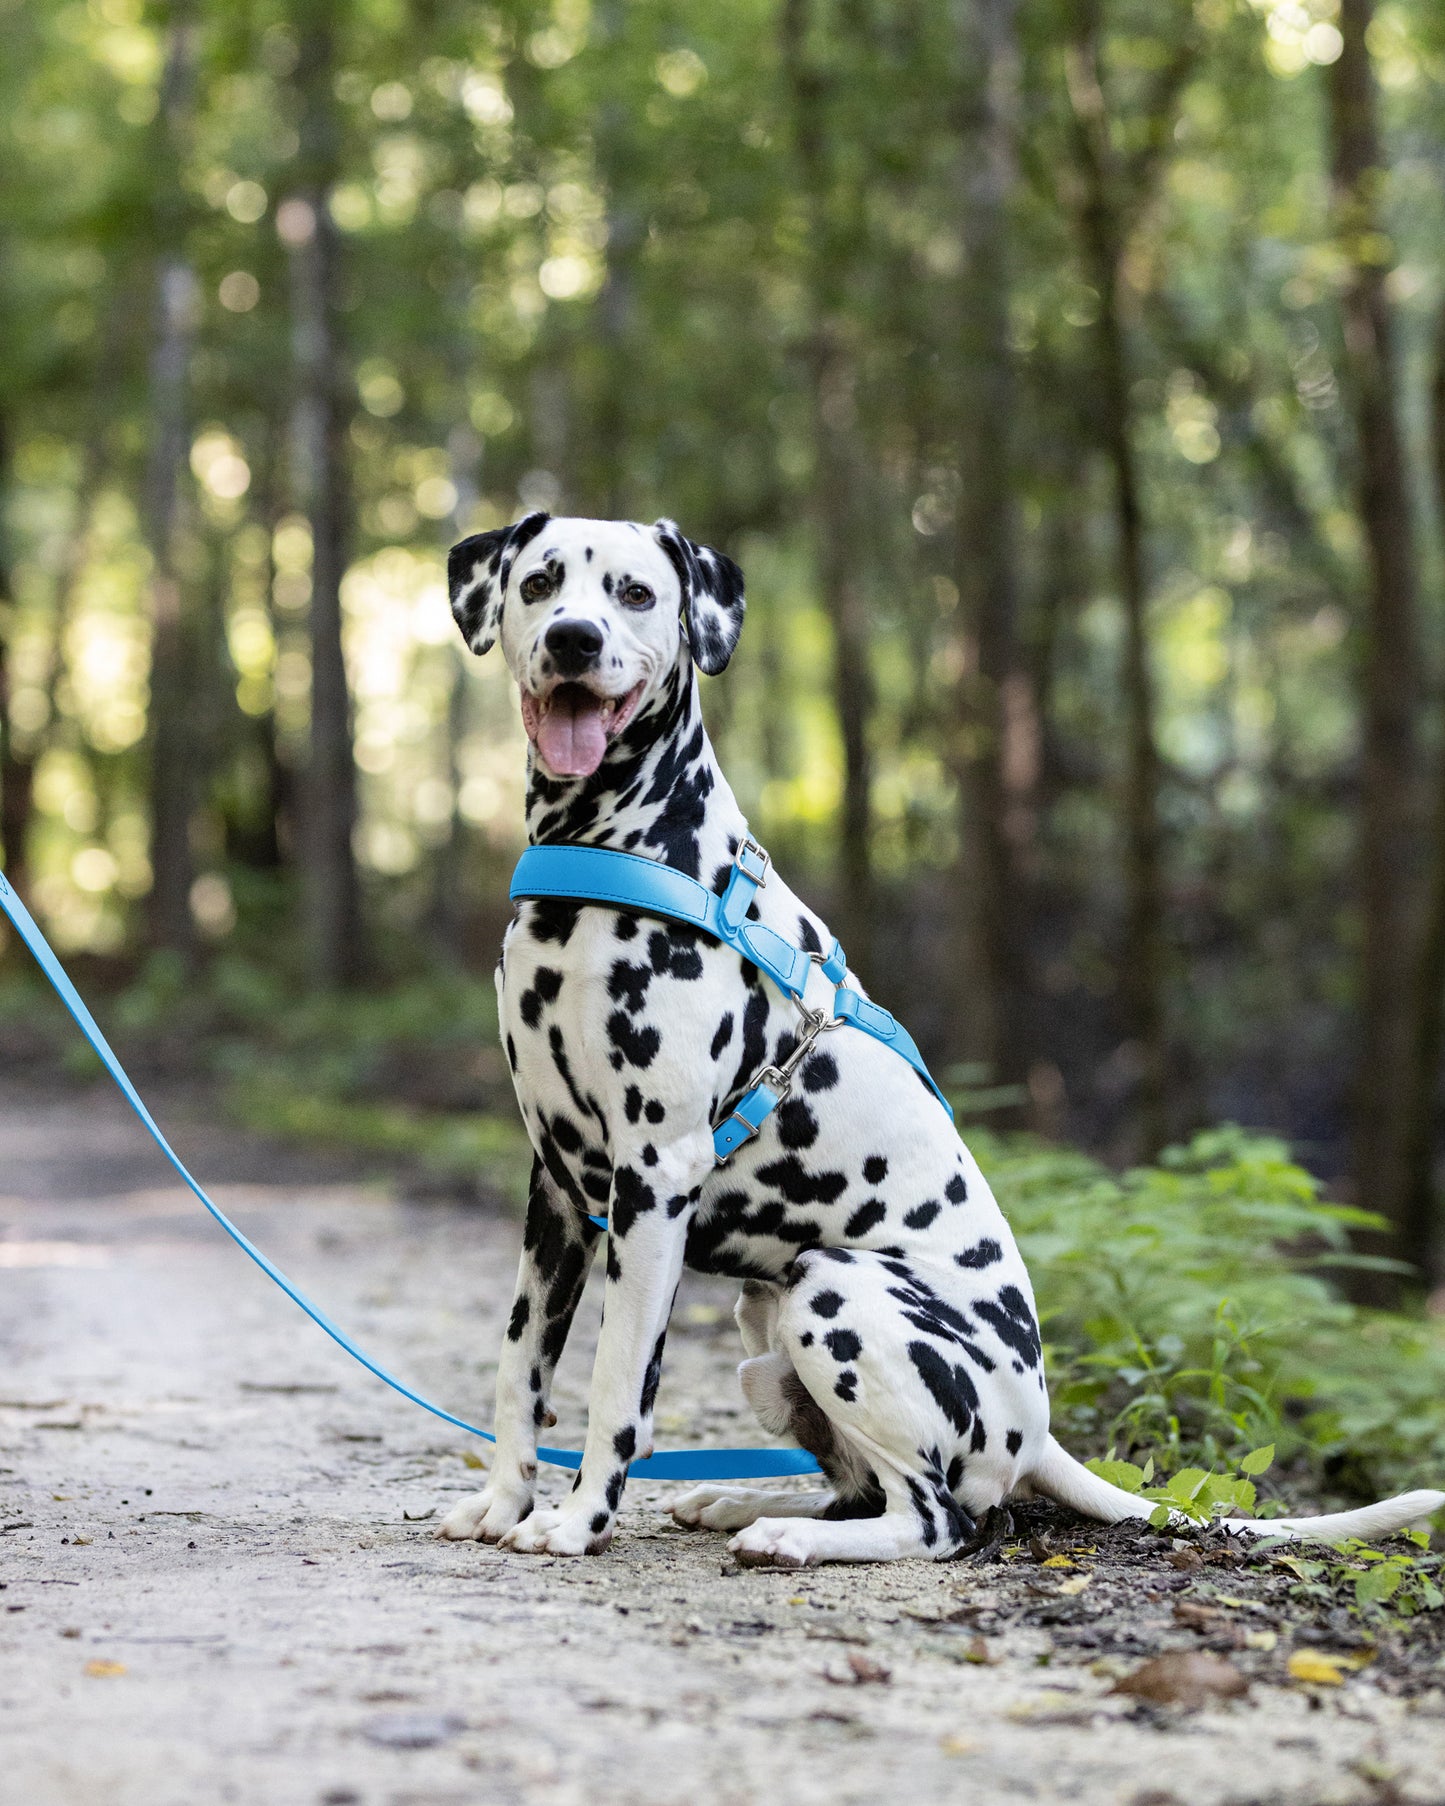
[1028,1435,1444,1544]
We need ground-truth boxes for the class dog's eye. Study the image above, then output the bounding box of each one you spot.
[519,570,553,602]
[621,582,654,609]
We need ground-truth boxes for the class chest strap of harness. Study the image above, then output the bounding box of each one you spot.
[510,835,953,1224]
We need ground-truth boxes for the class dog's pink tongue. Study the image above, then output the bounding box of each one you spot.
[536,688,608,777]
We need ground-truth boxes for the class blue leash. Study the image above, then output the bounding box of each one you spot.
[0,866,819,1480]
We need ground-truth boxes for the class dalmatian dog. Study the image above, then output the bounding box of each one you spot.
[434,512,1443,1566]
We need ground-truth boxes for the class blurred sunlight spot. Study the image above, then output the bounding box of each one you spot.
[191,431,251,500]
[218,270,260,312]
[538,255,594,300]
[190,873,237,938]
[72,847,118,894]
[225,179,268,224]
[655,49,707,97]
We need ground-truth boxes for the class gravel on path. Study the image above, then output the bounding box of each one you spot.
[3,1077,1444,1806]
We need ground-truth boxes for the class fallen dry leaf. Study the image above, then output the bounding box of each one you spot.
[844,1651,890,1685]
[84,1660,127,1679]
[461,1449,486,1470]
[1041,1554,1076,1570]
[1244,1629,1278,1653]
[962,1636,991,1665]
[940,1734,980,1756]
[1058,1573,1092,1596]
[1287,1649,1363,1687]
[1113,1651,1248,1710]
[1166,1547,1205,1573]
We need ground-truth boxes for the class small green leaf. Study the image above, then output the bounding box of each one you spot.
[1085,1458,1144,1493]
[1148,1503,1172,1529]
[1239,1445,1275,1477]
[1167,1467,1210,1503]
[1141,1457,1155,1485]
[1356,1565,1402,1607]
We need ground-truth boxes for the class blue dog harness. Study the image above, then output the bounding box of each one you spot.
[510,835,953,1231]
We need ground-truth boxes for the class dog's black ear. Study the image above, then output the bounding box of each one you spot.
[447,512,550,655]
[653,519,745,676]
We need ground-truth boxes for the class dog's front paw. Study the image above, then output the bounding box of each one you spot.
[499,1505,612,1557]
[434,1482,533,1543]
[729,1519,818,1569]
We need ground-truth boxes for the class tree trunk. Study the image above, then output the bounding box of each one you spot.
[143,8,200,958]
[1399,299,1445,1291]
[781,0,875,970]
[0,411,31,898]
[952,0,1032,1093]
[1329,0,1422,1294]
[1066,20,1168,1157]
[285,0,362,988]
[590,0,642,521]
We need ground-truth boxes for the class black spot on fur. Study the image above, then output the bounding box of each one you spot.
[611,1165,656,1238]
[824,1327,862,1363]
[755,1154,848,1206]
[645,1099,666,1124]
[810,1289,844,1319]
[955,1238,1003,1270]
[904,1199,941,1231]
[907,1340,980,1436]
[800,1052,839,1093]
[709,1012,735,1059]
[608,960,652,1014]
[945,1173,968,1205]
[527,898,581,945]
[777,1098,819,1149]
[1006,1429,1022,1455]
[614,1426,637,1462]
[607,1010,661,1069]
[844,1200,886,1238]
[519,965,563,1029]
[863,1155,888,1184]
[973,1285,1042,1370]
[624,1086,643,1123]
[834,1371,858,1402]
[639,1330,667,1414]
[507,1295,531,1341]
[591,1511,608,1534]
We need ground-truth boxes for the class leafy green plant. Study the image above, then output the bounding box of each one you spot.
[1086,1443,1277,1525]
[975,1125,1445,1499]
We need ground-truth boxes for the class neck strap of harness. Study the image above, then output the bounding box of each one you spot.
[510,835,953,1227]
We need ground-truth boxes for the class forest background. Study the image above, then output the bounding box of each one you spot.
[5,0,1445,1403]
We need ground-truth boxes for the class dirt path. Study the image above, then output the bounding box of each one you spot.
[3,1078,1444,1806]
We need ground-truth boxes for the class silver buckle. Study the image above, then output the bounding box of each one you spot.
[714,1063,789,1166]
[734,835,770,888]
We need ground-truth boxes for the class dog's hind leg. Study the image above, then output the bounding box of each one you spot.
[671,1486,836,1530]
[727,1249,1000,1566]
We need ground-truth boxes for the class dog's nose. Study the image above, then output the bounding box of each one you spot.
[544,619,604,676]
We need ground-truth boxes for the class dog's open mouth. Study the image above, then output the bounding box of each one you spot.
[520,681,645,778]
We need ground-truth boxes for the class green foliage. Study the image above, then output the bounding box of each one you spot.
[1268,1534,1445,1623]
[976,1126,1445,1497]
[1084,1444,1273,1525]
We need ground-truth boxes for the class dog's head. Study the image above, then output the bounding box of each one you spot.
[447,514,744,779]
